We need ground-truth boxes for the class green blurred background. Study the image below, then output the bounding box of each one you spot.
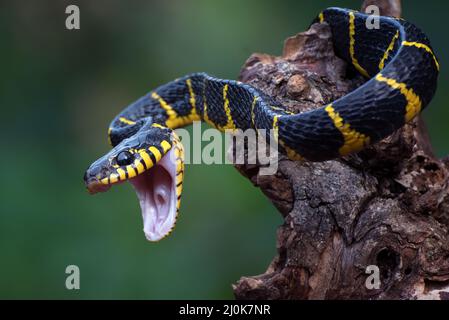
[0,0,447,299]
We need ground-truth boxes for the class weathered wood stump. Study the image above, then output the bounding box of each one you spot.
[232,0,449,300]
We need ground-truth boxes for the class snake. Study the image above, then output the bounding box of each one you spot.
[84,7,439,241]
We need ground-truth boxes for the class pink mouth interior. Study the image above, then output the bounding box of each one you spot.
[130,149,177,241]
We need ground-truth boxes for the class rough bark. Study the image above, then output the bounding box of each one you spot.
[232,0,449,300]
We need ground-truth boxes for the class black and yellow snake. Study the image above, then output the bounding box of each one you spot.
[84,7,439,241]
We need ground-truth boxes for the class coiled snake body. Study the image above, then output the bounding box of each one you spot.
[84,8,439,241]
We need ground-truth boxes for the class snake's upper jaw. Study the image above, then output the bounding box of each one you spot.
[130,147,180,242]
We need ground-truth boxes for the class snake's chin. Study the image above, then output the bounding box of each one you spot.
[130,148,177,242]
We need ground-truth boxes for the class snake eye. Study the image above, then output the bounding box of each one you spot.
[116,151,133,166]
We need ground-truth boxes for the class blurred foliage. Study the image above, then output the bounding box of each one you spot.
[0,0,448,299]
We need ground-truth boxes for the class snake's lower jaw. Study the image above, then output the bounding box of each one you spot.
[86,180,111,194]
[130,148,178,242]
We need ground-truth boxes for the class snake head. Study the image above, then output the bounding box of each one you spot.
[84,124,184,241]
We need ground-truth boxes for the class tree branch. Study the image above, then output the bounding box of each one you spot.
[232,0,449,300]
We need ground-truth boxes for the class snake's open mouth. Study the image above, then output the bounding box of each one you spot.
[130,148,179,242]
[85,134,184,242]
